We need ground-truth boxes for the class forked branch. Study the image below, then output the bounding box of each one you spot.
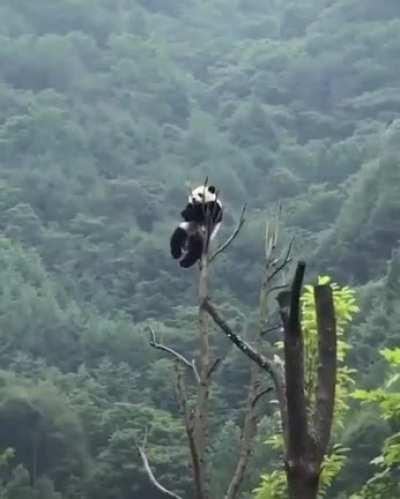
[203,299,285,413]
[266,237,295,284]
[204,299,275,376]
[148,326,200,383]
[252,387,273,408]
[276,263,338,499]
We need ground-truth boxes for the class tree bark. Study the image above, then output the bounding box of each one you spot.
[313,284,337,460]
[278,263,309,462]
[192,249,211,499]
[203,207,338,499]
[286,461,320,499]
[138,445,184,499]
[224,365,259,499]
[277,267,337,499]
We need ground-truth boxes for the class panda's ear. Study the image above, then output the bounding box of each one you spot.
[208,185,216,194]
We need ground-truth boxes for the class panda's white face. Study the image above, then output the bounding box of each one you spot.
[189,185,217,204]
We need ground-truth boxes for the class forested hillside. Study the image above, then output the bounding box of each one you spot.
[0,1,399,497]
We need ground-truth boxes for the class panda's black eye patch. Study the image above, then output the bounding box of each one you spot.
[198,193,204,198]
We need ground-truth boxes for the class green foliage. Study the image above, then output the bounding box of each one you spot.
[0,371,88,490]
[302,276,359,426]
[253,470,287,499]
[0,0,398,497]
[0,465,63,499]
[351,348,400,498]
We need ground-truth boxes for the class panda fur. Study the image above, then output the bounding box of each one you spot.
[170,184,223,268]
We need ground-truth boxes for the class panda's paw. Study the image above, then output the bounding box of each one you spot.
[179,255,199,268]
[171,245,182,259]
[179,233,203,268]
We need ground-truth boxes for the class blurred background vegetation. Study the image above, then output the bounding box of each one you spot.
[0,0,399,497]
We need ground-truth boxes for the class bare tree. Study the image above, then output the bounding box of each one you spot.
[140,193,269,499]
[206,230,338,499]
[140,196,337,499]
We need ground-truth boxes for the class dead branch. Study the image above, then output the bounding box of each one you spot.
[205,213,298,497]
[259,217,292,336]
[174,364,203,499]
[224,378,271,499]
[198,195,338,499]
[149,327,200,383]
[174,364,189,415]
[204,299,275,375]
[205,187,221,252]
[288,261,305,333]
[266,283,289,296]
[266,237,295,284]
[224,365,260,499]
[192,212,213,499]
[137,445,183,499]
[210,204,247,263]
[276,262,339,499]
[221,211,288,499]
[261,323,283,336]
[207,357,222,379]
[313,284,337,459]
[147,320,208,499]
[204,299,285,411]
[264,205,281,261]
[278,261,308,459]
[252,387,273,408]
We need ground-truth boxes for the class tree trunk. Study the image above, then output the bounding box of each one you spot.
[192,250,211,499]
[224,364,259,499]
[286,461,320,499]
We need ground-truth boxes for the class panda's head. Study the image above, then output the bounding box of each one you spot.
[189,184,217,204]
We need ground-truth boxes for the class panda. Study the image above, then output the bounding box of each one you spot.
[170,184,223,268]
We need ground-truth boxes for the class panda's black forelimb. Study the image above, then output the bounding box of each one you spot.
[181,203,204,223]
[181,202,222,225]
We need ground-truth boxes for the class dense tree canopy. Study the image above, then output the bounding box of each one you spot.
[0,0,399,497]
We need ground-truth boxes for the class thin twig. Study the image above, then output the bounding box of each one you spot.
[267,237,295,283]
[225,366,261,499]
[265,208,281,261]
[266,284,289,296]
[207,187,221,251]
[137,446,184,499]
[174,364,204,498]
[200,177,211,253]
[261,323,283,336]
[174,364,188,415]
[207,357,222,379]
[251,387,273,408]
[210,204,247,263]
[148,327,200,383]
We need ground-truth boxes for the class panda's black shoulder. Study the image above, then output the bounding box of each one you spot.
[181,203,201,222]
